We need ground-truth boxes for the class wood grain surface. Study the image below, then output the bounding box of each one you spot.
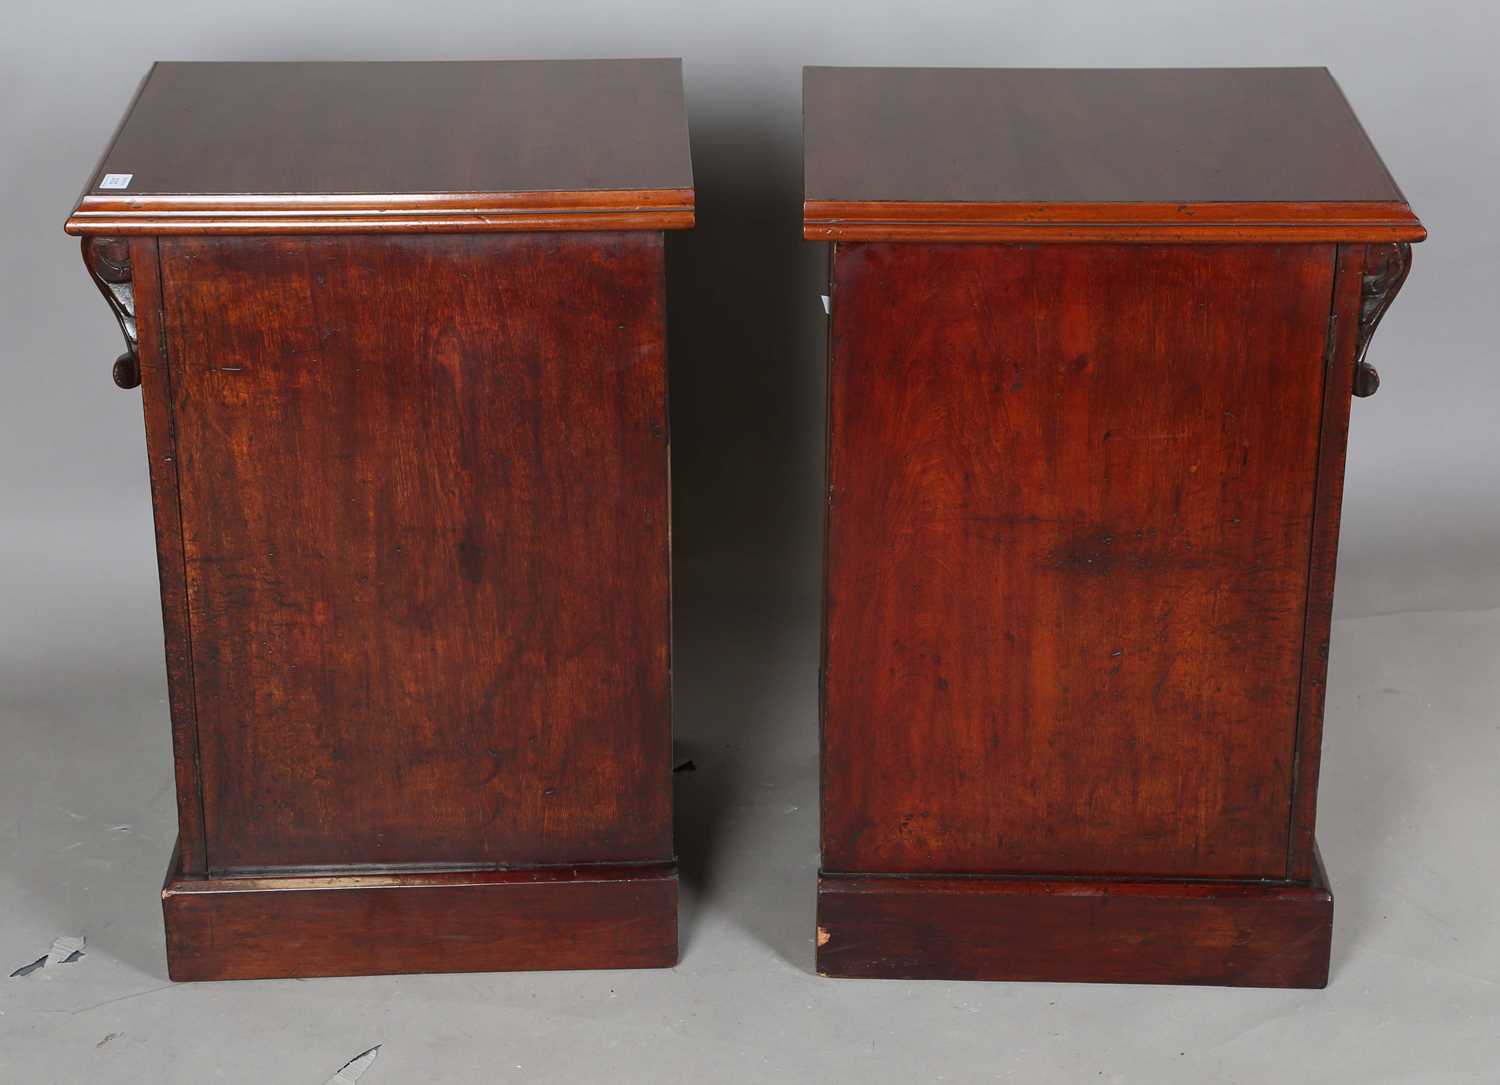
[821,242,1335,881]
[164,851,678,980]
[67,60,694,235]
[129,237,210,874]
[803,67,1423,242]
[157,232,673,874]
[1287,243,1367,881]
[816,864,1333,987]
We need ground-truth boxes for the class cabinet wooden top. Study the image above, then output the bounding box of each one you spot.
[803,67,1424,243]
[66,60,694,235]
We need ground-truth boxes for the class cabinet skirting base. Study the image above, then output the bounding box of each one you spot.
[161,842,678,981]
[816,854,1333,988]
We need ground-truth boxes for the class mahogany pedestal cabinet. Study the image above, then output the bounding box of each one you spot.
[805,67,1425,987]
[65,60,693,980]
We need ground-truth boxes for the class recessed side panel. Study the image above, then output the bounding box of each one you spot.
[822,243,1333,880]
[1286,242,1394,881]
[117,237,209,875]
[160,232,672,873]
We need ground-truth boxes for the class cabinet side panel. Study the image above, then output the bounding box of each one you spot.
[133,236,208,874]
[822,242,1332,880]
[1287,244,1365,881]
[159,233,672,872]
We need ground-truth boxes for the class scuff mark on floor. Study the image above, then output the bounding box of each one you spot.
[10,935,85,977]
[324,1045,381,1083]
[47,935,86,966]
[10,956,46,978]
[70,983,172,1016]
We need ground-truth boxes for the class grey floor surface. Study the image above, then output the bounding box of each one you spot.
[3,539,1498,1082]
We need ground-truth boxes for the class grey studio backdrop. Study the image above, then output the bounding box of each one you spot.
[2,2,1497,1083]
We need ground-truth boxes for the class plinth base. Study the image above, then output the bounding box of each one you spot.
[162,844,677,981]
[816,854,1332,988]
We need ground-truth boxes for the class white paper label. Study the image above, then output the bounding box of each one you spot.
[820,294,831,315]
[99,173,133,190]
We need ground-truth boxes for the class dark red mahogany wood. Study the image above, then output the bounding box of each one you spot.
[803,67,1423,243]
[162,846,678,981]
[823,242,1332,882]
[66,60,694,235]
[816,855,1333,987]
[68,60,692,979]
[807,66,1423,987]
[160,232,673,875]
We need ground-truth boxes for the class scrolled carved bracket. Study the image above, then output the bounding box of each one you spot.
[81,236,141,389]
[1352,242,1412,398]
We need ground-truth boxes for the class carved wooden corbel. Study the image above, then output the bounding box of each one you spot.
[1353,242,1412,398]
[81,236,141,389]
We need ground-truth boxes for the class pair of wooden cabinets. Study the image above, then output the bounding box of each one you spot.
[66,60,1422,987]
